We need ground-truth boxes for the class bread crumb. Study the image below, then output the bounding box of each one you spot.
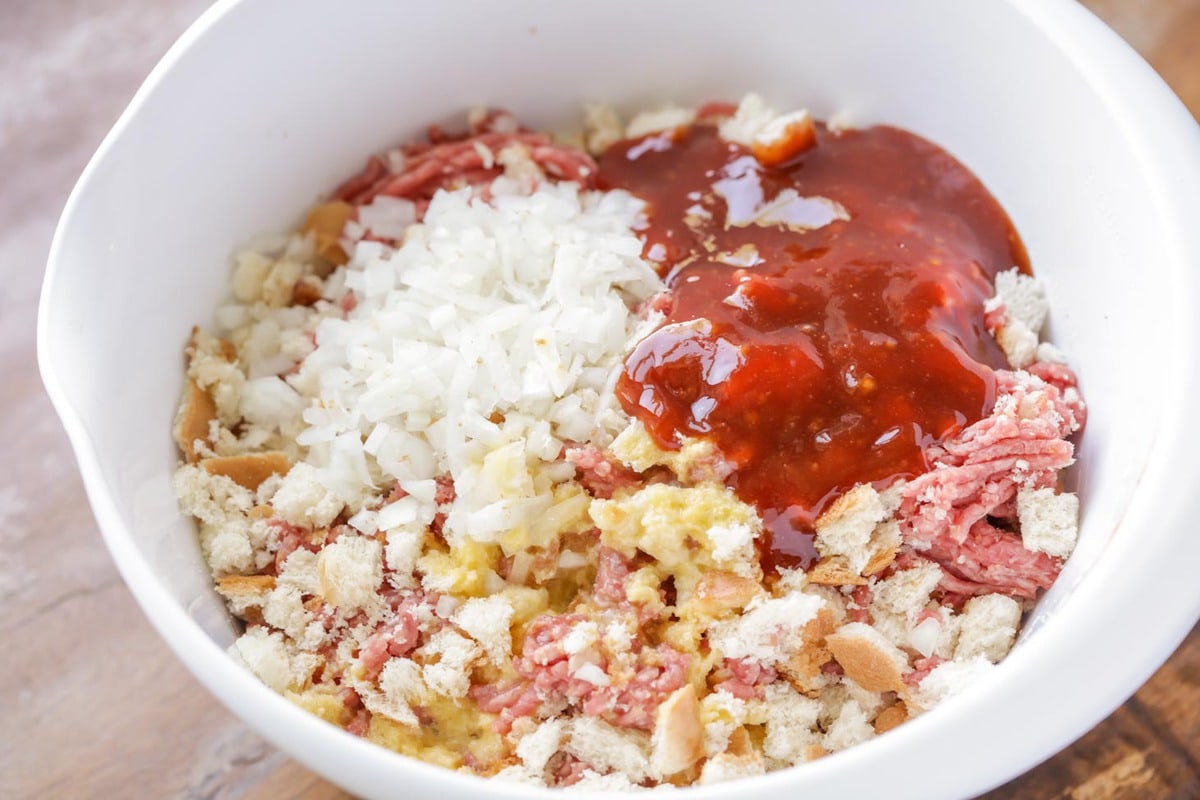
[756,682,821,763]
[272,463,344,528]
[691,571,762,618]
[626,105,696,139]
[1036,341,1068,364]
[317,535,383,612]
[277,548,321,595]
[699,751,766,784]
[823,698,875,753]
[991,268,1048,334]
[200,522,255,576]
[872,560,943,617]
[233,627,309,692]
[913,655,993,710]
[996,322,1039,369]
[986,269,1050,369]
[420,629,480,699]
[186,328,244,425]
[565,716,653,782]
[708,522,759,578]
[371,657,425,726]
[231,249,275,302]
[384,524,424,588]
[174,464,253,525]
[515,717,566,776]
[493,764,545,786]
[718,94,778,147]
[452,595,515,667]
[751,110,816,167]
[808,556,868,586]
[571,770,640,790]
[814,484,888,575]
[1017,487,1079,558]
[263,583,311,639]
[954,594,1021,663]
[779,607,837,693]
[216,574,275,617]
[700,689,750,757]
[583,103,623,155]
[710,592,825,667]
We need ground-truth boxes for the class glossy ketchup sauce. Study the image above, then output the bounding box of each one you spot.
[597,121,1028,569]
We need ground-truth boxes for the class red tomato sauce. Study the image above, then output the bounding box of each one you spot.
[597,121,1028,568]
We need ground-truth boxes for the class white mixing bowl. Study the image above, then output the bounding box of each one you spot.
[37,0,1200,797]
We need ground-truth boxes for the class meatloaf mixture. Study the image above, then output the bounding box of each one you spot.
[172,95,1085,789]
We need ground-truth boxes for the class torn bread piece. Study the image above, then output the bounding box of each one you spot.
[953,594,1022,663]
[751,110,817,166]
[215,574,276,617]
[986,268,1050,368]
[813,484,889,576]
[755,682,823,764]
[564,717,654,783]
[626,105,696,139]
[710,592,826,668]
[317,536,383,612]
[700,751,767,785]
[583,103,624,155]
[1017,487,1079,558]
[912,655,994,711]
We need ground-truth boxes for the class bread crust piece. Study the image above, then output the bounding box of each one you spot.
[174,380,217,463]
[779,607,837,694]
[216,574,277,599]
[692,571,761,616]
[651,684,705,777]
[872,701,908,734]
[807,556,868,586]
[813,483,887,575]
[751,110,817,167]
[825,622,909,693]
[300,200,353,267]
[201,452,292,490]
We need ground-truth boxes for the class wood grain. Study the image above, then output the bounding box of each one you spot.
[0,2,1196,798]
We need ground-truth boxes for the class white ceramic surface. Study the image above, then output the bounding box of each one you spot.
[37,0,1200,797]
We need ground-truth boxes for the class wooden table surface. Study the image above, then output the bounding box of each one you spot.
[2,2,1197,797]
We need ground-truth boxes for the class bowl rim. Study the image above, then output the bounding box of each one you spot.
[37,0,1200,797]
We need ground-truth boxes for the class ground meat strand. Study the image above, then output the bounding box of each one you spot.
[906,655,945,686]
[928,520,1062,599]
[564,443,642,499]
[476,612,690,733]
[897,368,1080,598]
[592,546,632,606]
[714,657,777,700]
[333,121,597,209]
[269,518,315,571]
[549,753,589,787]
[340,687,372,736]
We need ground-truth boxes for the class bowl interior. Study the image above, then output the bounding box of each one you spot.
[38,0,1199,798]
